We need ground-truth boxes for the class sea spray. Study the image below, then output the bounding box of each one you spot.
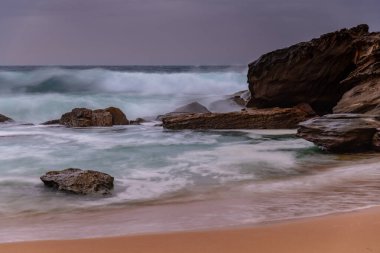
[0,66,247,122]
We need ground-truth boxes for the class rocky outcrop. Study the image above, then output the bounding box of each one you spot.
[40,168,114,195]
[333,33,380,114]
[59,107,129,127]
[157,102,210,120]
[0,114,13,123]
[247,24,377,114]
[297,114,380,152]
[162,105,315,130]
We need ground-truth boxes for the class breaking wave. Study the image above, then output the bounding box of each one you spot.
[0,66,247,122]
[0,66,247,95]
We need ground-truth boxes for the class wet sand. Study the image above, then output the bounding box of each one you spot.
[2,207,380,253]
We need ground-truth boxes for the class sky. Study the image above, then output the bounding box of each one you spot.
[0,0,379,65]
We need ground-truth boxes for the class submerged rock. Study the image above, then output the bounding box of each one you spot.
[40,168,114,195]
[157,102,210,120]
[41,119,60,125]
[130,118,146,125]
[59,107,129,127]
[246,24,378,114]
[173,102,210,114]
[208,90,250,113]
[0,114,13,123]
[162,105,315,130]
[297,114,380,152]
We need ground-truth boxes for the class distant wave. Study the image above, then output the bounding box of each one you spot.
[0,66,247,122]
[0,66,247,95]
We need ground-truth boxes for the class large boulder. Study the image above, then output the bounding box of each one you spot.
[40,168,114,195]
[247,24,370,114]
[297,114,380,152]
[0,114,13,123]
[162,105,315,130]
[59,107,128,127]
[333,33,380,114]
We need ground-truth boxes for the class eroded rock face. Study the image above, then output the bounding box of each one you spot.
[40,168,114,195]
[162,105,315,130]
[297,114,380,152]
[59,107,128,127]
[247,24,370,114]
[333,33,380,114]
[0,114,13,123]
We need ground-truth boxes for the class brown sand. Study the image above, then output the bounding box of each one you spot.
[2,207,380,253]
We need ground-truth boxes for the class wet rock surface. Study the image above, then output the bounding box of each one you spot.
[40,168,114,195]
[59,107,128,127]
[297,114,380,152]
[162,105,315,130]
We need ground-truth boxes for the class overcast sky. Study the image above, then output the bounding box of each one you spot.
[0,0,379,65]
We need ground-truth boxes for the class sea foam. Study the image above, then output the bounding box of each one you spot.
[0,66,247,122]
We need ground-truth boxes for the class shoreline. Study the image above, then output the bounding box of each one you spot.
[2,206,380,253]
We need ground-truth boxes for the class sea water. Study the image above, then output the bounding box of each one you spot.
[0,66,379,242]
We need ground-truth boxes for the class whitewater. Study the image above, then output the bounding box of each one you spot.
[1,66,380,242]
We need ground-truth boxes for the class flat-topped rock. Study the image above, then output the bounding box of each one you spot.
[297,114,380,152]
[59,107,129,127]
[162,105,315,130]
[40,168,114,195]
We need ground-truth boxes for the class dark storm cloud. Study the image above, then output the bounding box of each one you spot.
[0,0,379,65]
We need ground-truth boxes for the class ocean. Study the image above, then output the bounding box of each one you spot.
[0,66,380,242]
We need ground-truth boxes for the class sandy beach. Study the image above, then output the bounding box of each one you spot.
[1,207,380,253]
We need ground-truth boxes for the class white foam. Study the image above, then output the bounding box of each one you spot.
[0,67,247,122]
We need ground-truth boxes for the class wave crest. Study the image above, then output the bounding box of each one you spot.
[0,67,246,95]
[0,67,247,122]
